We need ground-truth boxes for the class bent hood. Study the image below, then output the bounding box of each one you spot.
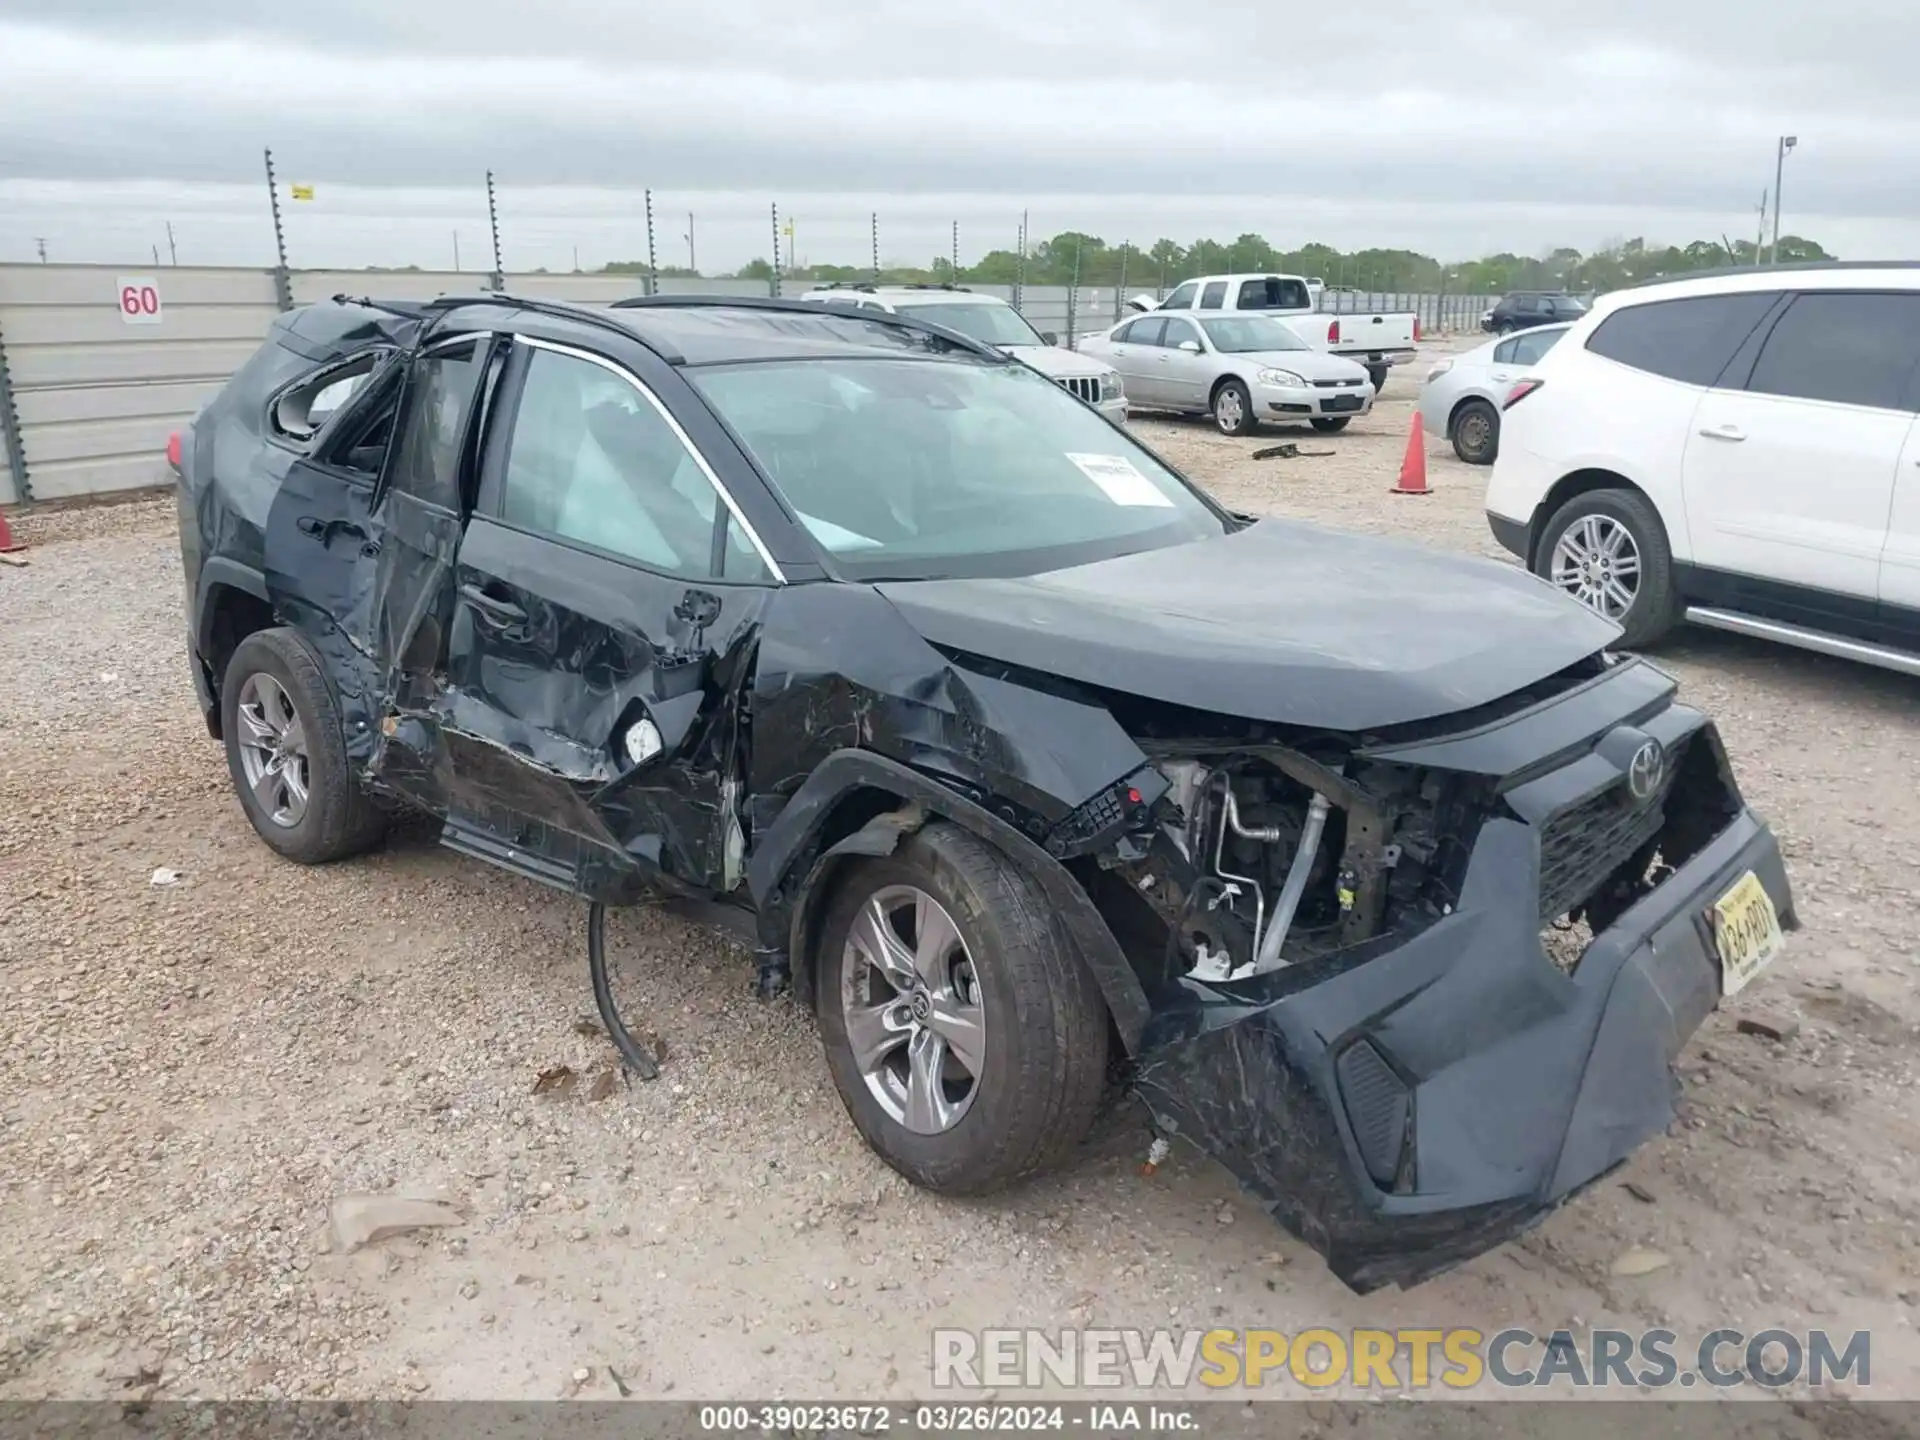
[876,519,1621,732]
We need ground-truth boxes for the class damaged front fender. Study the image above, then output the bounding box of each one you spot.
[749,749,1155,1053]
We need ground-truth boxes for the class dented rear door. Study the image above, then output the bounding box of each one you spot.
[437,335,776,896]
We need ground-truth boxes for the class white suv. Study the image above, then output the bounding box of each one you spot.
[798,284,1128,424]
[1486,264,1920,676]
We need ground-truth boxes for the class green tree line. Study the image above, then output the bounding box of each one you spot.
[600,230,1834,295]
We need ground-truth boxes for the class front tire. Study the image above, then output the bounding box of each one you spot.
[1533,488,1679,648]
[814,823,1110,1196]
[1450,398,1499,464]
[1212,379,1256,436]
[221,628,387,863]
[1309,417,1351,434]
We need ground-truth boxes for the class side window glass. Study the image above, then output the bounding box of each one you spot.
[1235,280,1268,310]
[1124,318,1165,347]
[272,351,384,444]
[1493,338,1518,364]
[388,342,487,510]
[722,515,773,583]
[1160,282,1198,310]
[1199,281,1227,311]
[500,348,720,578]
[1585,293,1780,386]
[1744,293,1920,411]
[1165,319,1198,349]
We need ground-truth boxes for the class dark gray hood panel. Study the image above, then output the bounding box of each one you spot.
[877,519,1621,731]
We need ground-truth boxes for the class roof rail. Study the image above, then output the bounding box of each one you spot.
[896,283,972,292]
[606,293,1009,363]
[809,281,878,292]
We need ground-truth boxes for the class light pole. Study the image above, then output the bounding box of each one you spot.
[685,214,696,274]
[1769,135,1797,264]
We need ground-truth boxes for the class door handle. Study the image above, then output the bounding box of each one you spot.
[295,515,366,543]
[1490,371,1510,382]
[1698,424,1747,442]
[459,582,527,626]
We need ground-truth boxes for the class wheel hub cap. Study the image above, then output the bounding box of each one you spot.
[1548,514,1641,622]
[840,885,986,1136]
[235,672,311,829]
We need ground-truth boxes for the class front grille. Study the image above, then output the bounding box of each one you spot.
[1057,375,1102,405]
[1536,742,1686,922]
[1312,379,1362,388]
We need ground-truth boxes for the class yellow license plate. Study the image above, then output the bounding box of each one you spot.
[1712,870,1784,995]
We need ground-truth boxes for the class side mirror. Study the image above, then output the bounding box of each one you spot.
[1040,331,1058,345]
[1178,340,1202,354]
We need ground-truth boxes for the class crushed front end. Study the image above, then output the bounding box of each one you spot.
[1084,655,1795,1292]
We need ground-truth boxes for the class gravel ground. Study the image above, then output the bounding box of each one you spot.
[4,352,1919,1410]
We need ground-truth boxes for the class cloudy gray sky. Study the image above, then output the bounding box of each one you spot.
[2,0,1916,269]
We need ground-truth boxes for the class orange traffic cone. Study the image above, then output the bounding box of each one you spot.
[1391,412,1430,496]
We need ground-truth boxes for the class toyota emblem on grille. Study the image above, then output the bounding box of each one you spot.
[1627,740,1665,802]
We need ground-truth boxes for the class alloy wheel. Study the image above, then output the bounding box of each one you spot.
[839,884,986,1135]
[1215,389,1245,433]
[234,672,310,827]
[1549,513,1642,621]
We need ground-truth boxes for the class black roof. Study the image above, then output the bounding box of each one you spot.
[607,297,1006,366]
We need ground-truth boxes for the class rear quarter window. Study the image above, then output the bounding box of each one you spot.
[1584,292,1781,386]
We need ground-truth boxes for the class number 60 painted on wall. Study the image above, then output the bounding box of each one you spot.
[117,276,163,324]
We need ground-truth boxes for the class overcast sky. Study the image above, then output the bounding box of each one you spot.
[3,1,1917,270]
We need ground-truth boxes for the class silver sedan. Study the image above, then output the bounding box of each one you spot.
[1079,313,1375,437]
[1417,324,1570,465]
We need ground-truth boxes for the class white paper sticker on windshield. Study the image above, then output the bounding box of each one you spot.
[1065,452,1174,507]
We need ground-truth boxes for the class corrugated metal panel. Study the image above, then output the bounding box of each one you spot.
[0,264,283,500]
[290,270,489,304]
[0,265,279,310]
[27,454,172,502]
[503,274,642,306]
[6,339,264,389]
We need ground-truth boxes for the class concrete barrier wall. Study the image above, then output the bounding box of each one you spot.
[0,264,281,501]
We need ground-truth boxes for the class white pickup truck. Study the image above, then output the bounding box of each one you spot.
[1129,273,1419,393]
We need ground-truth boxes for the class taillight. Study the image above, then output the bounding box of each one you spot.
[1503,379,1545,410]
[166,431,182,471]
[1327,318,1341,344]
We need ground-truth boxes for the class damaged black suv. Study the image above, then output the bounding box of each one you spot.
[174,294,1795,1291]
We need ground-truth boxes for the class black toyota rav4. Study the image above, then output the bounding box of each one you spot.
[173,293,1794,1292]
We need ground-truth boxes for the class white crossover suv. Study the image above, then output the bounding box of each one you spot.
[1486,264,1920,676]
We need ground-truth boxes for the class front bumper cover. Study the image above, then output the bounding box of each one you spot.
[1132,803,1792,1293]
[1261,384,1373,419]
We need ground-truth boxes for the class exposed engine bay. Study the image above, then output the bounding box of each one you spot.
[1084,745,1459,985]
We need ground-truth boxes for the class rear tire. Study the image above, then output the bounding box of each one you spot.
[1533,488,1679,648]
[1450,399,1499,465]
[221,628,387,864]
[814,823,1110,1196]
[1212,379,1256,436]
[1309,417,1351,434]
